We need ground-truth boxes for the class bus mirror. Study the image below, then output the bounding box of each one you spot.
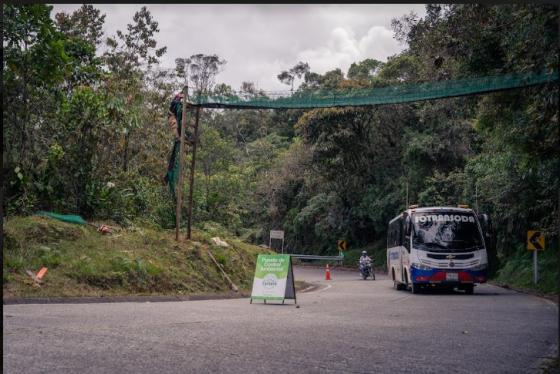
[404,216,412,236]
[478,214,491,237]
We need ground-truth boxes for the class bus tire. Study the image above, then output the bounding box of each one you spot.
[411,282,420,294]
[392,269,399,290]
[465,285,474,295]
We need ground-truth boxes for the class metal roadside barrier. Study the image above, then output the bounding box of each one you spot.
[289,254,344,264]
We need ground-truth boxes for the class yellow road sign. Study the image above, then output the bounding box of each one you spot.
[337,240,348,251]
[527,231,545,251]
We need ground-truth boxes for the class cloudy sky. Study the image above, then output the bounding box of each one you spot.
[52,4,426,91]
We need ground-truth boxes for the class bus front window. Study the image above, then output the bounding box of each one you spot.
[412,212,483,252]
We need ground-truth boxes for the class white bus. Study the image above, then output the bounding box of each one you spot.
[387,206,489,294]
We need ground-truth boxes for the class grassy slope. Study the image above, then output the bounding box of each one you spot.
[3,216,270,298]
[494,246,559,295]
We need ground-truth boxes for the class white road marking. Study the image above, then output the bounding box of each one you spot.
[317,284,332,293]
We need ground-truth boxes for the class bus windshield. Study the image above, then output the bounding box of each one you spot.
[412,212,483,252]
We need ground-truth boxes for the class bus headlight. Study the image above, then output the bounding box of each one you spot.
[412,263,432,270]
[471,263,487,271]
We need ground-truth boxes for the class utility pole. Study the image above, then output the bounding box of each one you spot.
[475,183,479,214]
[406,179,409,208]
[175,86,189,241]
[187,106,201,239]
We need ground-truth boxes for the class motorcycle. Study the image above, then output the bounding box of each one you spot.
[359,261,375,280]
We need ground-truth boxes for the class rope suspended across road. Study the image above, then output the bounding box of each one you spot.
[191,70,558,109]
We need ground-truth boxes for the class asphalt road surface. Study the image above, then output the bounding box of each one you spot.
[3,267,558,373]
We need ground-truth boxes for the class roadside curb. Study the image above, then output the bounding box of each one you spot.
[3,280,318,305]
[3,292,250,305]
[489,281,559,305]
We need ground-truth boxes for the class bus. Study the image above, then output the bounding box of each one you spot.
[387,205,489,294]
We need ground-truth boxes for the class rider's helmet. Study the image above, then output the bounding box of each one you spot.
[361,251,367,255]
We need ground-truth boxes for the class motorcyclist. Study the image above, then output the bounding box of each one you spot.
[359,250,373,278]
[359,251,372,267]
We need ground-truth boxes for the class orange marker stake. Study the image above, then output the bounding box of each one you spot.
[36,267,48,280]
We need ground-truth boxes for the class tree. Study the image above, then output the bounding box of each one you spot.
[3,4,70,166]
[277,61,310,91]
[103,6,167,171]
[188,54,227,97]
[55,5,105,46]
[55,5,106,91]
[104,6,166,75]
[347,59,384,81]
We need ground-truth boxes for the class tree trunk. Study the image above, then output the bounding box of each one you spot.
[122,131,130,172]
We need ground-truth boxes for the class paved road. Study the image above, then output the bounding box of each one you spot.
[3,267,558,373]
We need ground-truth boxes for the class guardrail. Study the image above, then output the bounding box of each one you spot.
[289,254,344,262]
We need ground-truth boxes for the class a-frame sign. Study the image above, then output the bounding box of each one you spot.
[250,254,297,305]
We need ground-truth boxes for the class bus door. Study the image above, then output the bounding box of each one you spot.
[400,214,411,282]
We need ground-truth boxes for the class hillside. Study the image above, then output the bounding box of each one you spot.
[3,216,269,298]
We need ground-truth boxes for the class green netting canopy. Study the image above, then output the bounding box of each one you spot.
[193,71,558,109]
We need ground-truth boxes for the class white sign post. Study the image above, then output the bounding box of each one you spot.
[527,230,545,285]
[269,230,285,254]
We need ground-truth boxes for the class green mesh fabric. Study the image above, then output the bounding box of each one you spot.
[166,143,180,198]
[195,71,558,109]
[36,211,88,225]
[165,97,183,200]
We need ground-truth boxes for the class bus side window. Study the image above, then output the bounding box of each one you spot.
[401,217,410,252]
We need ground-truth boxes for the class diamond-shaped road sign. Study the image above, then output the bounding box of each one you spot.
[527,230,545,251]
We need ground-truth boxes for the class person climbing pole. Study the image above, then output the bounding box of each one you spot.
[168,92,182,139]
[163,92,195,194]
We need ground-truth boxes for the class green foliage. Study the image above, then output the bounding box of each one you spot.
[347,59,384,81]
[496,246,559,294]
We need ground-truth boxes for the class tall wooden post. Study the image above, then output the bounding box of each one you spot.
[187,106,201,239]
[175,86,189,241]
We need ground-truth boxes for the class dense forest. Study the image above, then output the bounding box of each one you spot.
[3,4,558,282]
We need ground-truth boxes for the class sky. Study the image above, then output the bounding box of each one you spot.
[52,4,427,91]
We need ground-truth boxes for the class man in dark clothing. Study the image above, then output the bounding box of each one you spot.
[163,93,195,188]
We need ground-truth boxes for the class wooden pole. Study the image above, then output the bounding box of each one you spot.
[175,86,189,241]
[187,106,201,239]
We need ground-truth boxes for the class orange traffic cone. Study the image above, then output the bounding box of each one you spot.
[325,264,331,281]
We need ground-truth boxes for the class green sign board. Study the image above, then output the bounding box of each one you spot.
[250,254,296,304]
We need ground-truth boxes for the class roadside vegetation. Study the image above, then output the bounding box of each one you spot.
[3,4,558,296]
[3,216,267,298]
[494,246,558,295]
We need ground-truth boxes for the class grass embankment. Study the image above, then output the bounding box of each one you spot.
[3,216,271,298]
[494,246,559,296]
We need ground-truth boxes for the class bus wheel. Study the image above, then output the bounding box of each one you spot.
[465,285,474,295]
[392,269,399,290]
[411,282,421,294]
